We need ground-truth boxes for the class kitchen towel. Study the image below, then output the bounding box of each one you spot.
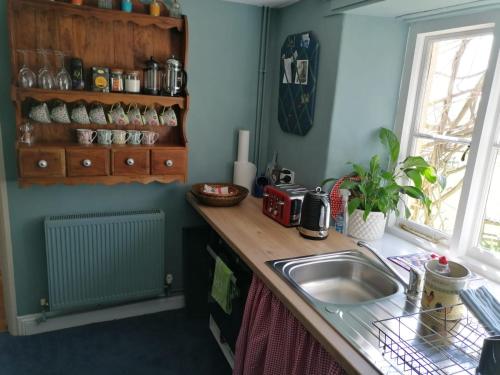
[237,130,250,162]
[460,286,500,335]
[233,160,257,191]
[211,256,236,314]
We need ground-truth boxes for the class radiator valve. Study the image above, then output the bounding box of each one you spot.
[165,274,174,286]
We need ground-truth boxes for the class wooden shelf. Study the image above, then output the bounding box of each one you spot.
[13,87,188,110]
[13,0,185,31]
[19,175,186,187]
[17,143,187,150]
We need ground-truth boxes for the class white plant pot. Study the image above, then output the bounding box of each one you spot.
[348,209,387,241]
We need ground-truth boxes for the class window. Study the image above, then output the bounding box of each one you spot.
[397,18,500,273]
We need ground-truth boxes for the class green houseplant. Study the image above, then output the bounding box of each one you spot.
[323,128,440,241]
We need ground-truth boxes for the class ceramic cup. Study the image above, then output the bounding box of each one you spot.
[112,129,129,145]
[71,103,91,125]
[142,106,160,126]
[127,104,144,126]
[107,103,129,126]
[97,129,113,145]
[127,130,143,145]
[76,128,97,145]
[50,101,71,124]
[141,131,159,145]
[89,103,108,125]
[29,102,51,123]
[160,106,178,127]
[421,259,471,320]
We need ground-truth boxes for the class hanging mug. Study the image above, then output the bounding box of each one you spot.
[159,106,178,127]
[89,103,108,125]
[50,101,71,124]
[142,106,160,126]
[126,103,144,126]
[71,102,91,125]
[107,103,129,126]
[29,102,51,124]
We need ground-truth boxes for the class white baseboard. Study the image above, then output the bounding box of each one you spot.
[209,314,235,369]
[16,295,185,336]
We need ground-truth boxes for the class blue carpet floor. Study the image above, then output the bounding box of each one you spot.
[0,309,232,375]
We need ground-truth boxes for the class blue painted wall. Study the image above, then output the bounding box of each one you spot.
[0,0,262,315]
[266,0,407,186]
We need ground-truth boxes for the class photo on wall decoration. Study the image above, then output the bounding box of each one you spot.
[278,31,319,136]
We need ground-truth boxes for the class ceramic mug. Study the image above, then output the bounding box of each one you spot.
[50,101,71,124]
[141,131,159,145]
[29,102,51,123]
[142,106,160,126]
[107,103,129,126]
[112,129,129,145]
[97,129,113,145]
[160,106,178,127]
[127,130,143,145]
[89,103,108,125]
[421,259,471,320]
[76,128,97,145]
[71,102,91,125]
[127,104,144,126]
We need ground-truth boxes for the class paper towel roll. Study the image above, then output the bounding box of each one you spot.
[237,130,250,162]
[233,161,257,191]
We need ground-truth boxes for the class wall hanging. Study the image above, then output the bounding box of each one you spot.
[278,31,319,136]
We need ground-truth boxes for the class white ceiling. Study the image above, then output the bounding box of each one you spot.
[222,0,301,8]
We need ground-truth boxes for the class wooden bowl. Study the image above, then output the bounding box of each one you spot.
[191,183,249,207]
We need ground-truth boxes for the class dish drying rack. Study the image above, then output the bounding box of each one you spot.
[373,305,494,374]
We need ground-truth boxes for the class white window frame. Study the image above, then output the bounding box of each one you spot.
[391,11,500,279]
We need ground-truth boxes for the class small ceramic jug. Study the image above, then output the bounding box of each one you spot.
[76,129,97,145]
[71,102,91,125]
[127,103,144,126]
[89,103,108,125]
[108,103,129,126]
[159,106,178,127]
[127,130,143,145]
[141,131,159,145]
[29,102,51,124]
[50,101,71,124]
[142,106,160,126]
[112,129,129,145]
[97,129,113,145]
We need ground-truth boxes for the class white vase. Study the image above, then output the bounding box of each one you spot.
[348,209,387,241]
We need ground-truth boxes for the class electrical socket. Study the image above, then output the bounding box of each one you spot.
[165,274,173,285]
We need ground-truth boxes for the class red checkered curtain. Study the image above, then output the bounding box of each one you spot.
[233,275,345,375]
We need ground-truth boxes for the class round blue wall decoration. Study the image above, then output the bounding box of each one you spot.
[278,31,320,136]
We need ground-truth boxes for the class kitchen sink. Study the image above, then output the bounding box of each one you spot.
[269,251,402,305]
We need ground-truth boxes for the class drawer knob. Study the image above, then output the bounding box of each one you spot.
[82,159,92,168]
[38,160,48,169]
[165,159,174,168]
[126,158,135,166]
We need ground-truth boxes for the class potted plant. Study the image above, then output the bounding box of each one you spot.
[323,128,440,241]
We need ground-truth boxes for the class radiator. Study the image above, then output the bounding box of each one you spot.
[44,210,165,312]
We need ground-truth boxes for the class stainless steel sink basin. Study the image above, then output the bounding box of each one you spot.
[269,251,401,305]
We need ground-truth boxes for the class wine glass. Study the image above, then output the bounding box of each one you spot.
[17,50,37,88]
[37,49,55,90]
[55,51,72,91]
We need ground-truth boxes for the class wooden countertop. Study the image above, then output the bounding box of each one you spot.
[187,193,378,375]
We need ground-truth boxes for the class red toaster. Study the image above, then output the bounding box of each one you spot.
[262,184,309,227]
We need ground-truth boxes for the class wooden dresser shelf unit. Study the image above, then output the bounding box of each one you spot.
[8,0,189,187]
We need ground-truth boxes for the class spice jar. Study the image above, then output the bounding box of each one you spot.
[110,69,124,93]
[150,0,161,16]
[124,70,141,93]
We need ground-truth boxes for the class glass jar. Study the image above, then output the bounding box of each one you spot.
[110,69,124,92]
[98,0,113,9]
[124,70,141,93]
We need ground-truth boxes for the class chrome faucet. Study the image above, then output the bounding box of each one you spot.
[357,241,423,296]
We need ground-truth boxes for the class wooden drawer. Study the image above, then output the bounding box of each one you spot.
[112,149,150,176]
[19,148,65,178]
[67,149,110,177]
[151,149,187,175]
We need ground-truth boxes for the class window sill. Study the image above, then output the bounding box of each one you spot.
[378,226,500,287]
